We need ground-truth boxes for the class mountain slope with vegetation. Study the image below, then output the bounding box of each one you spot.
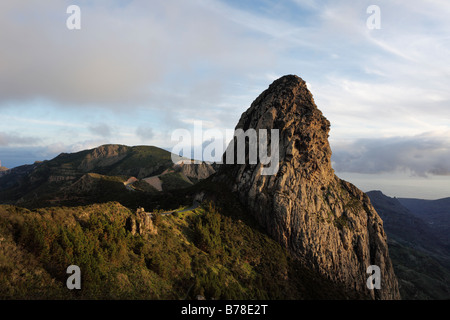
[0,183,363,300]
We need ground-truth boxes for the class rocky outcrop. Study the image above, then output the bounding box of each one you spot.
[215,75,400,299]
[126,207,157,237]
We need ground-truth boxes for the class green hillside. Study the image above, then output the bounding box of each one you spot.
[0,183,363,300]
[0,145,203,208]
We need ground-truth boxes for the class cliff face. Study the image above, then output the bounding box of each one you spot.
[215,75,400,299]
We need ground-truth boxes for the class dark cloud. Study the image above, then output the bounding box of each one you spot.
[331,132,450,176]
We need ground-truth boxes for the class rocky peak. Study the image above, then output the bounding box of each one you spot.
[215,75,400,299]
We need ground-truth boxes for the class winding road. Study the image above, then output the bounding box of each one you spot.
[160,200,201,215]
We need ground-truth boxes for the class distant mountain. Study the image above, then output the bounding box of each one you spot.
[398,197,450,247]
[367,191,450,300]
[0,144,215,207]
[367,191,448,255]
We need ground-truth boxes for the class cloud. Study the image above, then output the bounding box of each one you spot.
[313,76,450,141]
[88,123,113,138]
[0,132,40,146]
[0,0,271,110]
[332,131,450,176]
[135,126,154,142]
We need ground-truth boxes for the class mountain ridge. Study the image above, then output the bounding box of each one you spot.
[0,144,215,207]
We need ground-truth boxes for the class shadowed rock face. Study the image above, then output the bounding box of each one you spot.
[215,75,400,299]
[174,162,216,181]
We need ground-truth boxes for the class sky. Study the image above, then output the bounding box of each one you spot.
[0,0,449,199]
